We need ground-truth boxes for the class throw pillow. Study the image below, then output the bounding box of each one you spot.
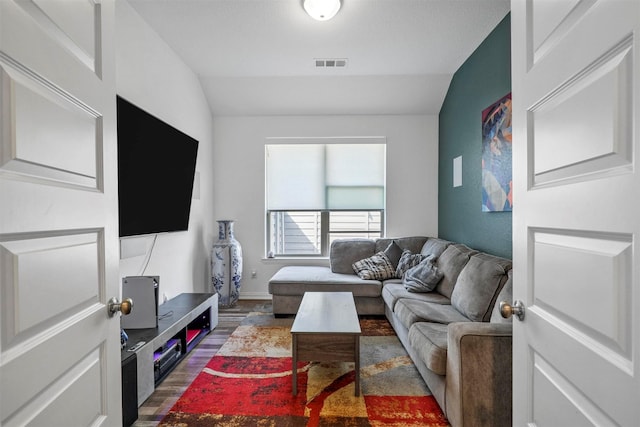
[352,252,396,280]
[450,253,512,322]
[395,250,429,278]
[403,258,444,292]
[383,240,403,269]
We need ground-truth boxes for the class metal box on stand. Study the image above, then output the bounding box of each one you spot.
[121,276,159,329]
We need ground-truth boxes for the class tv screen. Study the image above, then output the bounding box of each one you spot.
[117,96,199,237]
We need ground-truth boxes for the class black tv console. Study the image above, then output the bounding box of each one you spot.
[121,293,218,425]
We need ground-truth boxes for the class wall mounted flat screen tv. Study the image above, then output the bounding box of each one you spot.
[117,96,199,237]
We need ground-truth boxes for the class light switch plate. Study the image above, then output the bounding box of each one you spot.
[453,156,462,187]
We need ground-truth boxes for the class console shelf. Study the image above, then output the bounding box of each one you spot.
[121,292,218,423]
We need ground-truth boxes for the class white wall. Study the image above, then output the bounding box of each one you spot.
[115,1,438,301]
[115,1,215,300]
[212,115,439,299]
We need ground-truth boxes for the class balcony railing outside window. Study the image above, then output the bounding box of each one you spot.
[268,210,383,257]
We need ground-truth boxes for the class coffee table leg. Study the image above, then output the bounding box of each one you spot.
[292,333,298,396]
[355,335,360,397]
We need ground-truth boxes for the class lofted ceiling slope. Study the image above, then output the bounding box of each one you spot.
[127,0,510,116]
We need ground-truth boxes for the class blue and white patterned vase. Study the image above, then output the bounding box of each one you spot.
[211,220,243,307]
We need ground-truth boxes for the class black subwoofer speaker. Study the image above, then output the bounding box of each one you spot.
[122,353,138,427]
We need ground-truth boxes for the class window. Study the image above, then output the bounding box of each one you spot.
[266,140,385,257]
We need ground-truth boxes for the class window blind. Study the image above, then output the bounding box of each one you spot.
[266,142,385,210]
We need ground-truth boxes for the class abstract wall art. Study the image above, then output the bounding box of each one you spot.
[481,93,512,212]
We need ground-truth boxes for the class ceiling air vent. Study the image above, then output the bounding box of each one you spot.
[315,58,347,68]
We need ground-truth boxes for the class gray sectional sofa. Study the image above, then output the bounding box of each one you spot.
[268,236,513,427]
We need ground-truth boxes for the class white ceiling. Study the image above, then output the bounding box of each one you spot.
[127,0,510,116]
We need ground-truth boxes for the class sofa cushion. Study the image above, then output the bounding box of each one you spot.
[420,238,452,259]
[382,283,451,311]
[451,253,513,322]
[268,266,382,297]
[396,250,429,278]
[383,240,403,269]
[490,270,513,324]
[330,239,375,274]
[403,258,443,292]
[408,322,449,375]
[435,244,478,298]
[395,298,470,330]
[375,236,428,255]
[352,252,396,280]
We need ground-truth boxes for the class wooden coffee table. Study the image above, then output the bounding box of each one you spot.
[291,292,361,396]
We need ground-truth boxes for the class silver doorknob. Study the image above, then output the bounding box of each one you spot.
[500,300,525,321]
[108,297,133,317]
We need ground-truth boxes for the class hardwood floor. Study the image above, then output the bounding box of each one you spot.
[131,300,274,427]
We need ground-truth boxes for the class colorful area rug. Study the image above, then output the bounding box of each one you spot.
[159,313,449,426]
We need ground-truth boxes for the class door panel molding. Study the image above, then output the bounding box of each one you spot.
[0,230,104,351]
[530,35,633,187]
[14,0,101,76]
[531,229,632,360]
[0,57,102,190]
[1,308,109,423]
[529,0,598,67]
[3,345,106,427]
[532,353,617,426]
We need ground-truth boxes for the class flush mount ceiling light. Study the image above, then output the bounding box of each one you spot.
[303,0,341,21]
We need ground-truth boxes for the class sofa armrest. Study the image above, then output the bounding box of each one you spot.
[445,322,512,427]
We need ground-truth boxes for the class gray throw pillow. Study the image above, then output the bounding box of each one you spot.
[403,258,444,292]
[352,252,396,280]
[395,250,429,278]
[450,253,512,322]
[330,239,376,274]
[383,240,403,269]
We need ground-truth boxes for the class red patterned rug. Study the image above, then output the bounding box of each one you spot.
[159,314,449,426]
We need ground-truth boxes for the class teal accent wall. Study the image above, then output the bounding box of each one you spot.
[438,14,512,259]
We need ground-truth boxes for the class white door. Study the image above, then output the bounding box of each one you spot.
[0,1,121,426]
[511,0,640,425]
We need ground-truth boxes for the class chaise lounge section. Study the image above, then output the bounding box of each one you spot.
[268,236,427,316]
